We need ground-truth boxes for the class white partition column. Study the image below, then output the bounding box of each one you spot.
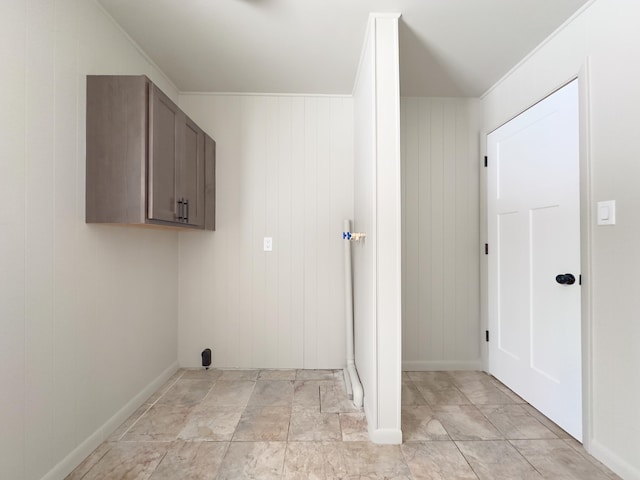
[352,13,402,445]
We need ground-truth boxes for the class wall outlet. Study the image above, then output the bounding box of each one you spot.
[264,237,273,251]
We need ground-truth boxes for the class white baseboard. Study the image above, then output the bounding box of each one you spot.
[362,397,402,445]
[589,439,640,480]
[368,427,403,444]
[41,361,180,480]
[402,359,483,371]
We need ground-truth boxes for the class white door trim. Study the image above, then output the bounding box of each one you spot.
[577,59,593,452]
[480,59,593,450]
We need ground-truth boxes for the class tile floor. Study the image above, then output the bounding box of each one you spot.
[67,369,620,479]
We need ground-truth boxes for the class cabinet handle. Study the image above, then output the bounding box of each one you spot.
[184,199,189,223]
[177,199,184,221]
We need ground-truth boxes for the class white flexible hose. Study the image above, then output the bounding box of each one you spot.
[344,219,363,408]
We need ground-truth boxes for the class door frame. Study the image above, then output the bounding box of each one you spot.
[480,60,593,450]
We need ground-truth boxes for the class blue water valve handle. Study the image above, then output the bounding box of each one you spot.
[343,231,352,240]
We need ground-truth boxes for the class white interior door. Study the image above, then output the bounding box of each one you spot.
[487,79,582,440]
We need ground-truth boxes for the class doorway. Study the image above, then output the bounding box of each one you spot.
[486,79,582,440]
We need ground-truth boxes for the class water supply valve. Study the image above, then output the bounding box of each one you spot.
[342,231,366,241]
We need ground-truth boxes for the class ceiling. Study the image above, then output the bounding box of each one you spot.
[97,0,591,97]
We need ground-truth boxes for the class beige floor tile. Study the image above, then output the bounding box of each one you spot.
[121,404,192,442]
[333,370,347,383]
[201,380,255,406]
[409,372,456,390]
[457,440,543,480]
[521,404,572,439]
[248,380,294,406]
[402,383,429,405]
[145,370,184,404]
[219,369,259,381]
[498,388,527,404]
[296,369,336,381]
[107,403,152,442]
[292,380,326,411]
[448,371,493,385]
[320,383,362,413]
[323,441,412,479]
[339,412,369,441]
[65,443,112,480]
[149,441,228,479]
[489,378,527,403]
[417,386,471,406]
[155,379,213,406]
[456,381,516,405]
[70,370,623,480]
[563,439,621,479]
[478,404,557,440]
[283,441,327,479]
[259,369,297,380]
[80,442,168,480]
[180,368,223,381]
[217,441,286,480]
[233,405,291,441]
[289,411,341,441]
[401,441,478,480]
[511,439,615,480]
[402,405,450,441]
[178,404,244,441]
[433,405,503,441]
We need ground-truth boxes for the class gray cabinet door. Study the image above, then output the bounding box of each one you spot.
[86,75,147,224]
[204,134,216,231]
[180,116,205,226]
[87,75,215,230]
[148,83,181,223]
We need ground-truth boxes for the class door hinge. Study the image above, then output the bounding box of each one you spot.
[485,330,490,342]
[484,156,488,167]
[484,243,489,255]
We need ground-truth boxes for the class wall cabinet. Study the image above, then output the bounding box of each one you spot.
[86,75,215,230]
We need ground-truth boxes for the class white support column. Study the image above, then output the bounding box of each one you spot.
[352,12,402,445]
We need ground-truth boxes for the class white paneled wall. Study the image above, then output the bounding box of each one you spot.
[401,97,481,370]
[482,1,640,477]
[178,94,353,369]
[0,1,180,479]
[353,14,403,444]
[353,20,377,437]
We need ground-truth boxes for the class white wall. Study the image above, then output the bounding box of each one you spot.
[177,94,353,369]
[401,97,481,371]
[0,1,180,479]
[481,1,640,478]
[353,22,377,438]
[353,13,403,444]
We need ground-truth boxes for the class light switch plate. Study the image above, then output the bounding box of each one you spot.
[597,200,616,226]
[264,237,273,251]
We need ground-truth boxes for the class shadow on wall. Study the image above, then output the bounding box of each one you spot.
[398,20,468,97]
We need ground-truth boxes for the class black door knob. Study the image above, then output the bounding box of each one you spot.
[555,273,576,285]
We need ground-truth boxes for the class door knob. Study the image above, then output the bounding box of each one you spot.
[555,273,576,285]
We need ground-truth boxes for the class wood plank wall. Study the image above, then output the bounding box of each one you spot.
[178,94,353,369]
[401,97,482,370]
